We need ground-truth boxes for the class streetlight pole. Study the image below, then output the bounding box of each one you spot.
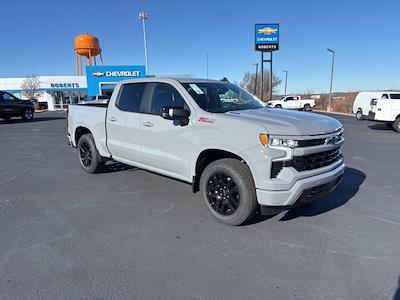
[282,70,288,96]
[253,63,258,96]
[326,48,335,111]
[139,11,149,76]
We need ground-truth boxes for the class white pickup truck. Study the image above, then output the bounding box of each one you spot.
[67,78,344,225]
[267,95,315,111]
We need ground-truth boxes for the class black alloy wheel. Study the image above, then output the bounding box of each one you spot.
[79,141,93,168]
[206,173,240,216]
[22,109,34,120]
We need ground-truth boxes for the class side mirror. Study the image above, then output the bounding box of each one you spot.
[161,107,190,125]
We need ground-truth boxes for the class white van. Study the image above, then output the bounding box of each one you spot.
[352,92,388,120]
[370,93,400,132]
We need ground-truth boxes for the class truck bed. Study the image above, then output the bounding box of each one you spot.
[67,104,110,157]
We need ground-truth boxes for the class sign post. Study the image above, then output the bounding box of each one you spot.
[255,24,279,101]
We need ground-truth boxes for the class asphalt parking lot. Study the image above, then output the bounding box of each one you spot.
[0,111,399,299]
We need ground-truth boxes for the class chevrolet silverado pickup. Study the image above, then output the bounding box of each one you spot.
[267,95,315,111]
[67,78,344,225]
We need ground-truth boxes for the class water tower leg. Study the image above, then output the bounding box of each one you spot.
[88,49,92,66]
[100,52,103,66]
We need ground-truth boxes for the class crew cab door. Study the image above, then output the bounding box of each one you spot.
[283,96,297,109]
[139,82,193,179]
[106,82,148,162]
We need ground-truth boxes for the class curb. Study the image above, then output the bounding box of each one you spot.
[314,110,353,116]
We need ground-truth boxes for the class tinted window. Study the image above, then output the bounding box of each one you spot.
[117,83,146,112]
[382,94,389,99]
[182,82,264,113]
[150,83,185,114]
[389,94,400,99]
[2,93,15,101]
[286,97,294,101]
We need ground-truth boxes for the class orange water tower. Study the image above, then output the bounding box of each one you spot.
[74,33,103,75]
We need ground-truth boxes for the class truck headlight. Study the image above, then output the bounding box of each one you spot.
[259,134,298,148]
[269,138,298,148]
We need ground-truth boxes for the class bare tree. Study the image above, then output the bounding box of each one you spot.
[239,71,281,101]
[21,74,43,100]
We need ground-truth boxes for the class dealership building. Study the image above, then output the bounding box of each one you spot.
[0,65,145,110]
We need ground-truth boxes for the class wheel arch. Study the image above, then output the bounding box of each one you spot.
[192,149,249,193]
[74,126,92,145]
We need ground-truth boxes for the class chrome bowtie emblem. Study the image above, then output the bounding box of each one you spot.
[325,136,336,145]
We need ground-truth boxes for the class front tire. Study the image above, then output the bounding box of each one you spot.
[21,108,34,120]
[356,109,363,120]
[77,133,105,173]
[275,104,282,109]
[393,117,400,133]
[200,158,257,226]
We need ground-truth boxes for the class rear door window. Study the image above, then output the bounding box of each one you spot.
[149,83,186,115]
[116,83,147,112]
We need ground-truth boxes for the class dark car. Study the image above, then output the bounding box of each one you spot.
[0,91,35,121]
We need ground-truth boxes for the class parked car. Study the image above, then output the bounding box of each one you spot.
[368,92,400,132]
[352,91,396,120]
[0,91,35,121]
[79,95,110,105]
[67,78,344,225]
[267,95,315,111]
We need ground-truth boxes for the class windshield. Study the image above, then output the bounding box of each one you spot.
[182,82,265,113]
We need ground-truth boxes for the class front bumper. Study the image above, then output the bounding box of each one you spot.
[256,162,345,208]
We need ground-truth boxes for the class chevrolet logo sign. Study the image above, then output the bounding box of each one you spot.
[93,72,105,77]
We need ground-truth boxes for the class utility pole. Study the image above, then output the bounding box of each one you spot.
[206,53,209,80]
[327,48,335,111]
[139,11,149,76]
[282,70,288,96]
[253,63,258,95]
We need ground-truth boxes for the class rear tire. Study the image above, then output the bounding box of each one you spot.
[303,104,311,112]
[356,109,363,120]
[77,133,105,173]
[393,117,400,133]
[200,158,258,226]
[21,108,34,121]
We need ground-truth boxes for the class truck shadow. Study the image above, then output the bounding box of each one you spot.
[394,276,400,300]
[368,123,393,131]
[278,167,365,221]
[102,162,137,173]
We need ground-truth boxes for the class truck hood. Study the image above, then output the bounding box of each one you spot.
[225,108,342,136]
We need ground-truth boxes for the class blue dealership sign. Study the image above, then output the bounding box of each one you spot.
[255,24,279,51]
[86,65,146,96]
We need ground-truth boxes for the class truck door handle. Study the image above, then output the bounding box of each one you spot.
[377,108,382,111]
[109,116,117,122]
[142,121,154,127]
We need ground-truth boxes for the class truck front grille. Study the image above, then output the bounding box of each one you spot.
[271,147,343,178]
